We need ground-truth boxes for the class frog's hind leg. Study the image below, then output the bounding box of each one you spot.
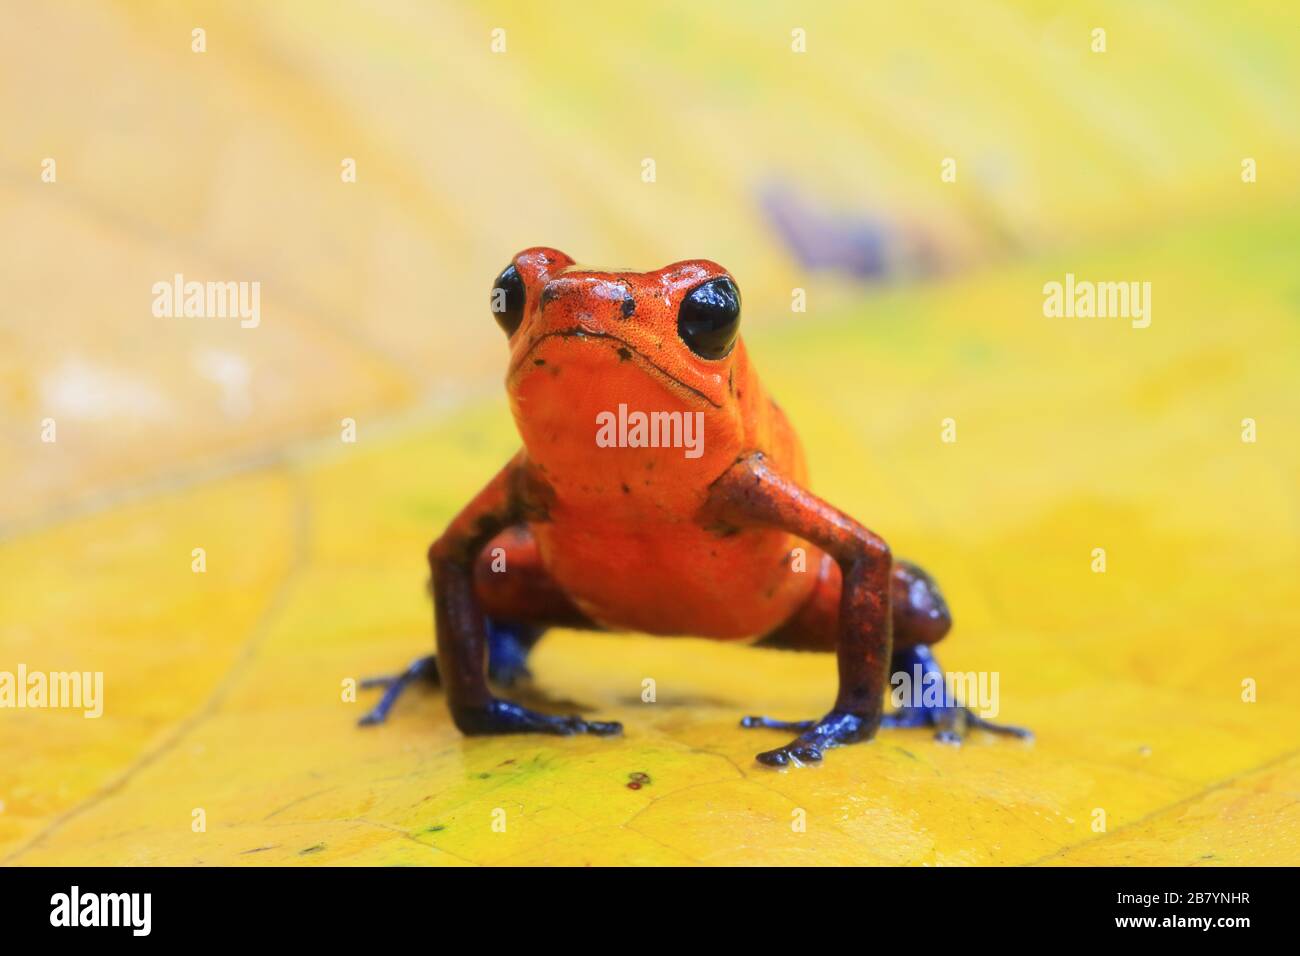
[745,556,1030,743]
[884,645,1032,743]
[359,524,593,726]
[882,561,1031,742]
[754,555,948,653]
[474,524,595,686]
[475,524,593,636]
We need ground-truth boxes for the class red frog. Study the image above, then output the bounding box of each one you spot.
[362,248,1029,767]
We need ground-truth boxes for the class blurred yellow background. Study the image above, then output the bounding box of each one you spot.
[1,1,1297,865]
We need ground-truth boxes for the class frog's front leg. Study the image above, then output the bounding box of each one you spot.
[428,454,621,738]
[752,558,1032,744]
[360,521,596,724]
[704,453,893,767]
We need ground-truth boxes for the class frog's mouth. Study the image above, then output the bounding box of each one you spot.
[509,328,722,409]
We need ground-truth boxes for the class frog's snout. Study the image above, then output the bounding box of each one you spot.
[536,275,632,334]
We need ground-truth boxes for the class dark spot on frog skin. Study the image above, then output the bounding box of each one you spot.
[626,771,651,790]
[728,367,735,395]
[534,358,546,366]
[540,285,559,306]
[518,468,557,523]
[616,346,632,362]
[472,514,502,543]
[620,293,635,318]
[621,482,631,494]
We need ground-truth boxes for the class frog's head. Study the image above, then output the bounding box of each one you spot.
[493,247,745,415]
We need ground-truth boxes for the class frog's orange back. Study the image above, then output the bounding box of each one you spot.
[497,248,818,638]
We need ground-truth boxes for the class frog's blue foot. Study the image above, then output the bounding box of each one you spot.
[740,710,877,767]
[358,620,542,726]
[453,698,622,737]
[358,654,438,726]
[883,645,1033,744]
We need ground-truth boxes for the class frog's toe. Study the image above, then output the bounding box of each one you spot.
[455,698,623,737]
[550,711,621,736]
[751,710,876,768]
[358,655,440,726]
[961,710,1033,741]
[756,744,824,767]
[577,718,623,736]
[882,705,1033,744]
[740,715,817,732]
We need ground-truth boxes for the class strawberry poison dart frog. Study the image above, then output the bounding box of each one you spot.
[362,248,1029,767]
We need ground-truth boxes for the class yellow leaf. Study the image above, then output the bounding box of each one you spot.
[2,0,1298,867]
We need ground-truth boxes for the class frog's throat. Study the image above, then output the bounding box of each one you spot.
[508,327,722,409]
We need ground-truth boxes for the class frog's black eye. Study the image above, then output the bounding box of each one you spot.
[677,277,740,360]
[490,264,527,336]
